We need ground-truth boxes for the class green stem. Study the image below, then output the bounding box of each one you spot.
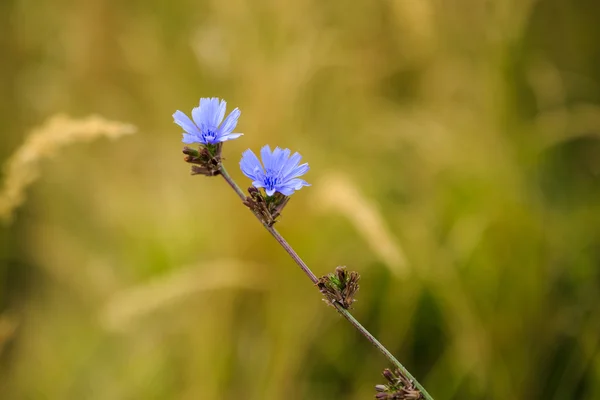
[218,164,433,400]
[334,305,432,398]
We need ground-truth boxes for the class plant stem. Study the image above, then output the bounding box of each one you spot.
[219,165,247,199]
[218,164,433,400]
[334,305,432,398]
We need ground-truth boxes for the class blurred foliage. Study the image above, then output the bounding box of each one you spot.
[1,0,600,399]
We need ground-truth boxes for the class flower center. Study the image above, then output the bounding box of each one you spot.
[263,173,280,190]
[201,127,217,143]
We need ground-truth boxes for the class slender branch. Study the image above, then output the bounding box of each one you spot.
[334,305,432,398]
[264,226,319,284]
[219,165,246,199]
[220,166,319,282]
[218,164,433,400]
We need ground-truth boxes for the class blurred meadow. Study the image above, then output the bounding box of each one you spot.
[1,0,600,398]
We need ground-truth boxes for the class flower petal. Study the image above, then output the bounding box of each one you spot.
[286,163,309,180]
[216,99,227,126]
[173,110,200,135]
[203,97,221,126]
[270,147,284,172]
[265,188,276,196]
[273,148,291,174]
[287,178,311,189]
[182,133,200,144]
[280,152,302,178]
[240,149,264,181]
[192,97,218,128]
[277,186,296,196]
[218,108,240,135]
[219,133,243,142]
[260,145,274,172]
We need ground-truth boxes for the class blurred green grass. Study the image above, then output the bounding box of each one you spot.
[1,0,600,398]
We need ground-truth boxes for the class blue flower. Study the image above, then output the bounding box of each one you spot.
[173,97,242,145]
[240,145,311,196]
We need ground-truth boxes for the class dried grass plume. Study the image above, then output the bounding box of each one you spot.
[314,172,409,276]
[0,114,136,223]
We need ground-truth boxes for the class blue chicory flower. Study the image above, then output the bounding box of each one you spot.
[240,145,311,196]
[173,97,242,145]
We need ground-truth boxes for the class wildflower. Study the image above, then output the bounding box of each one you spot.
[239,145,310,197]
[173,97,242,145]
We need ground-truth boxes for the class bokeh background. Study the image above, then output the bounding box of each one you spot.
[1,0,600,398]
